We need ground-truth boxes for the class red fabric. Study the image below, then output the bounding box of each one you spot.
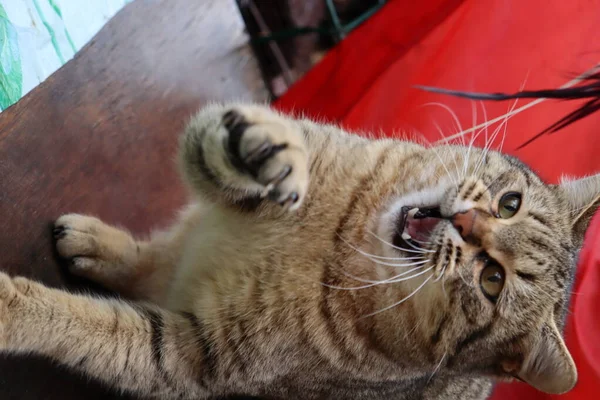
[274,0,600,398]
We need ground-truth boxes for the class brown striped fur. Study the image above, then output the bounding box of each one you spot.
[1,103,600,399]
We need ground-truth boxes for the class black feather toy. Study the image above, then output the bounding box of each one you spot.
[415,66,600,149]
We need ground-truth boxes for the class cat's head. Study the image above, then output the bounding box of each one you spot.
[375,147,600,394]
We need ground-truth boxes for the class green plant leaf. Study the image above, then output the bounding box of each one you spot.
[0,4,22,110]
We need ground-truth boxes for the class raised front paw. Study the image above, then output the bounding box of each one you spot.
[54,214,138,283]
[222,107,309,211]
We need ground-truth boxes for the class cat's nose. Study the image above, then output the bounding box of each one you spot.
[451,209,485,242]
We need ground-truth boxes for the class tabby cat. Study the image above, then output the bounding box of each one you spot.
[1,103,598,399]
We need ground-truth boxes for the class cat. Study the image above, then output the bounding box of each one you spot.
[1,103,598,399]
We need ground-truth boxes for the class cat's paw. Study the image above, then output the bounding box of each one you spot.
[222,107,309,211]
[54,214,138,282]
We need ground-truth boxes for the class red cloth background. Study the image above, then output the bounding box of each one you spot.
[274,0,600,398]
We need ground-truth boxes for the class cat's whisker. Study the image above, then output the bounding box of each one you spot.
[380,266,434,284]
[497,103,513,154]
[429,145,459,189]
[433,263,448,282]
[457,267,471,287]
[474,91,522,176]
[400,234,434,252]
[441,269,448,298]
[420,100,466,178]
[473,100,507,176]
[474,127,501,177]
[408,237,432,245]
[531,281,562,302]
[349,265,432,285]
[360,252,425,262]
[434,100,528,144]
[447,74,530,175]
[465,136,476,174]
[406,316,424,338]
[337,234,425,261]
[417,132,459,188]
[456,101,477,179]
[463,102,491,177]
[320,281,380,291]
[422,101,465,136]
[458,107,468,149]
[427,351,447,384]
[361,274,434,318]
[473,121,504,176]
[368,230,435,254]
[478,100,493,137]
[368,258,430,268]
[433,64,580,143]
[481,100,489,148]
[432,121,462,183]
[322,265,431,290]
[463,99,478,177]
[498,76,528,153]
[419,101,466,151]
[570,203,594,213]
[462,101,489,167]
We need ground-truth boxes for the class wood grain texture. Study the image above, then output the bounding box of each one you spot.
[0,0,266,398]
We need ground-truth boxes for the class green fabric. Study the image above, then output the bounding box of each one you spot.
[0,4,22,110]
[0,0,130,111]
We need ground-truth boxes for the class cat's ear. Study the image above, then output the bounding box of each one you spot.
[558,173,600,247]
[516,320,577,394]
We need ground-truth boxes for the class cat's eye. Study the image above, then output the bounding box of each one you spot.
[497,192,521,219]
[480,262,506,302]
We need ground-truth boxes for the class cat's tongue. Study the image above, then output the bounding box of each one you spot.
[405,217,441,241]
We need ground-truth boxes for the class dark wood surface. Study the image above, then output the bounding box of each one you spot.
[0,0,266,398]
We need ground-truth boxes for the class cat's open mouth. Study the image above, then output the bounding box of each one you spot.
[393,205,445,249]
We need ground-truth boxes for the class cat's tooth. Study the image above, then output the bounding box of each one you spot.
[402,232,412,240]
[261,183,275,198]
[407,208,420,218]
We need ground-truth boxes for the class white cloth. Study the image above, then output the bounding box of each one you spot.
[0,0,130,110]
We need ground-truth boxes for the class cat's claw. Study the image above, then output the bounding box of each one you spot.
[52,226,67,240]
[54,214,139,282]
[221,108,308,211]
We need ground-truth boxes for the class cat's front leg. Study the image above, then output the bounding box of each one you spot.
[180,103,309,211]
[0,272,220,399]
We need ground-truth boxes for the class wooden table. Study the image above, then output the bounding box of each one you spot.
[0,1,266,398]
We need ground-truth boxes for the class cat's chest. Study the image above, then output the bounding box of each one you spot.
[165,207,330,311]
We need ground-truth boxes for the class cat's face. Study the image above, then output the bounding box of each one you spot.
[374,147,600,394]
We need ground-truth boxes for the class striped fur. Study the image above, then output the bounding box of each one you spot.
[1,103,599,399]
